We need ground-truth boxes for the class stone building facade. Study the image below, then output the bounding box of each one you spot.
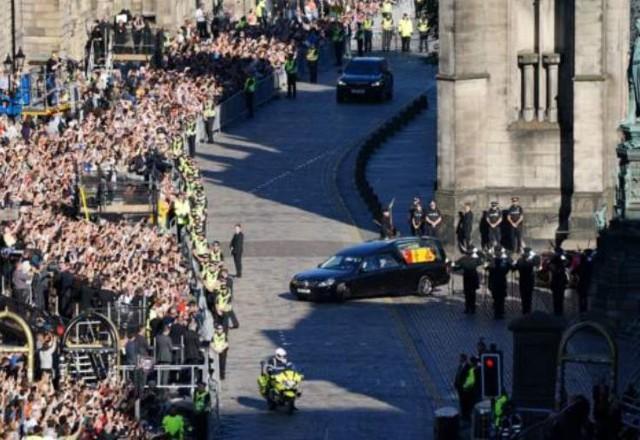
[0,0,195,63]
[436,0,629,244]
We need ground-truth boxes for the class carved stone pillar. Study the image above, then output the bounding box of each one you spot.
[518,53,539,122]
[543,53,561,123]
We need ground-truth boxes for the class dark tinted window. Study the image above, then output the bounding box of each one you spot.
[344,61,381,75]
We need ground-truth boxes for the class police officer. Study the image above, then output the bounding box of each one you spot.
[173,194,190,243]
[215,282,240,329]
[514,247,539,314]
[381,13,394,52]
[507,196,524,253]
[284,53,297,99]
[408,197,424,236]
[549,247,568,316]
[417,15,429,52]
[185,115,197,157]
[331,22,346,66]
[363,15,374,52]
[244,73,257,118]
[210,240,224,264]
[454,248,482,314]
[202,99,217,144]
[424,200,442,237]
[355,22,365,57]
[488,247,510,319]
[456,202,474,253]
[576,249,595,313]
[193,381,211,439]
[486,201,503,249]
[210,324,228,379]
[162,406,185,440]
[382,0,393,15]
[398,13,413,52]
[306,45,319,83]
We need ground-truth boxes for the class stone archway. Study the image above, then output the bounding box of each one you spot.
[556,320,618,409]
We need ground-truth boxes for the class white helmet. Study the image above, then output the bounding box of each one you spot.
[275,347,287,362]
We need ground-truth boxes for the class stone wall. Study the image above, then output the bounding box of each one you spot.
[437,0,629,245]
[0,0,195,64]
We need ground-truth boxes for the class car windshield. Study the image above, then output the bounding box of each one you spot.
[319,255,362,271]
[344,61,380,75]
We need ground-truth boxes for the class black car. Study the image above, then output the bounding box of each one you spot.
[336,57,394,103]
[290,237,449,301]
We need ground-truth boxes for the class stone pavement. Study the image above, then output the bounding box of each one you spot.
[196,52,437,439]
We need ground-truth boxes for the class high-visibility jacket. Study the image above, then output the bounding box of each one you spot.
[209,249,223,263]
[174,199,190,225]
[194,390,210,413]
[306,47,318,62]
[172,137,184,155]
[494,394,509,427]
[418,18,429,33]
[186,121,197,136]
[284,58,297,75]
[462,367,475,391]
[162,414,185,439]
[245,76,256,93]
[216,290,232,313]
[331,27,344,43]
[382,18,394,31]
[256,0,266,18]
[399,18,413,37]
[212,332,228,353]
[363,18,373,31]
[203,102,216,118]
[382,1,393,14]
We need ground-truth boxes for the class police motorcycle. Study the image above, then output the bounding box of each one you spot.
[258,348,303,414]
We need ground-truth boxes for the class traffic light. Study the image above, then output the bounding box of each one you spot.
[481,353,502,398]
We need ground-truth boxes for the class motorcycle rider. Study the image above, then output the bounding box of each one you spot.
[265,347,293,375]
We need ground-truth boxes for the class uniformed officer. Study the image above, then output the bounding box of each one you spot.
[382,0,393,16]
[173,195,190,243]
[408,197,425,236]
[284,53,297,99]
[210,324,229,380]
[331,22,346,66]
[424,200,442,237]
[507,196,524,253]
[210,240,224,264]
[363,15,374,52]
[549,247,568,316]
[486,201,503,249]
[381,14,394,52]
[454,248,482,314]
[215,282,240,329]
[202,99,217,144]
[514,247,539,314]
[244,73,257,118]
[185,115,197,157]
[576,249,595,313]
[456,202,474,253]
[398,13,413,52]
[355,22,365,57]
[306,45,319,83]
[488,247,511,319]
[193,381,211,439]
[417,15,429,53]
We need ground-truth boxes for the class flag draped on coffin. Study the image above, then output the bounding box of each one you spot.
[402,247,436,264]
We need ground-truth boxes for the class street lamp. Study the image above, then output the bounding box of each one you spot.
[15,48,25,71]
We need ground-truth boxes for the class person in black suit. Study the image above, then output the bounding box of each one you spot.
[230,224,244,278]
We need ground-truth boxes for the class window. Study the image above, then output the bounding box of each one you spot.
[319,255,362,271]
[361,253,401,272]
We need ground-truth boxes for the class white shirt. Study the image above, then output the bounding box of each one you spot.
[195,8,206,23]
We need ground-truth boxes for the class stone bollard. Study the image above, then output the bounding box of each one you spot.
[434,407,460,440]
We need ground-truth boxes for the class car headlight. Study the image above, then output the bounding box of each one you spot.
[371,81,382,87]
[317,278,335,287]
[338,80,347,86]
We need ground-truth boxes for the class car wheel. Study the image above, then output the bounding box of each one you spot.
[335,283,351,302]
[417,276,433,296]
